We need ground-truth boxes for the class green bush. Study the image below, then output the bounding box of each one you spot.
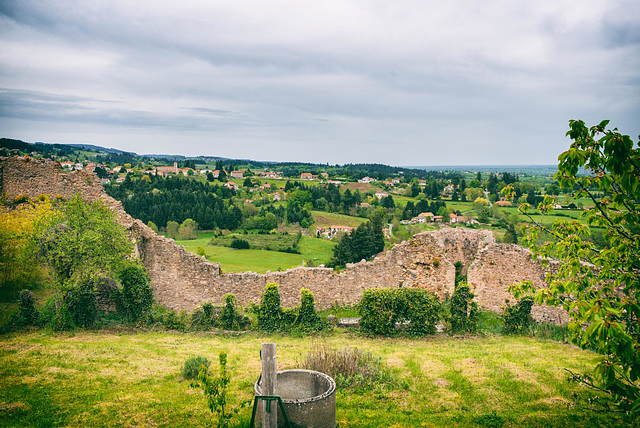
[182,356,211,380]
[448,283,479,334]
[65,281,98,329]
[16,290,39,327]
[503,297,534,335]
[147,305,188,331]
[190,302,219,330]
[50,302,75,331]
[230,238,250,249]
[116,262,153,322]
[359,288,440,336]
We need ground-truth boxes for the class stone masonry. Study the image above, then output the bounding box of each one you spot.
[1,156,566,322]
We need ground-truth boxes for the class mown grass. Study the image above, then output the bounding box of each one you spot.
[176,235,335,273]
[0,330,625,427]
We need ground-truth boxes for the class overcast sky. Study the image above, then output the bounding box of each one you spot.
[1,1,638,166]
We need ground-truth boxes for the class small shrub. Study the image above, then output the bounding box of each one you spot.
[230,238,250,249]
[191,352,248,428]
[503,296,534,334]
[474,411,506,428]
[183,356,211,380]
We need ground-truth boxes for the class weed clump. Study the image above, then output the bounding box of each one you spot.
[182,356,211,380]
[298,344,397,391]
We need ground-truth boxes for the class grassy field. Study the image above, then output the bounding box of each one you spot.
[312,211,368,228]
[174,233,335,273]
[0,330,625,427]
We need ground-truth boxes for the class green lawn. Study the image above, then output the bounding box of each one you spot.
[174,234,335,273]
[0,330,626,427]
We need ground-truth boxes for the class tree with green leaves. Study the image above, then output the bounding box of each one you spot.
[34,194,133,293]
[178,218,198,240]
[505,120,639,416]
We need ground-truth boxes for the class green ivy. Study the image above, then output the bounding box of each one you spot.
[256,283,282,332]
[449,283,479,334]
[254,284,324,333]
[116,262,153,323]
[502,297,534,335]
[359,287,440,336]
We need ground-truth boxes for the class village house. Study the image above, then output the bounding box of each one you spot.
[260,184,271,190]
[211,170,220,178]
[300,172,314,180]
[156,162,179,177]
[272,193,282,201]
[258,171,281,179]
[60,161,74,169]
[320,172,329,179]
[449,213,460,223]
[375,191,389,199]
[230,170,244,179]
[358,176,375,184]
[418,179,427,186]
[225,181,239,190]
[418,212,435,221]
[329,225,354,239]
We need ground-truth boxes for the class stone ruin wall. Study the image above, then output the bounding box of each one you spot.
[1,156,566,322]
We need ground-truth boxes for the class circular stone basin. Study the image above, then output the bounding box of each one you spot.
[255,369,336,428]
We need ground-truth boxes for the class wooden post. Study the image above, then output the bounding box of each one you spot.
[261,343,277,428]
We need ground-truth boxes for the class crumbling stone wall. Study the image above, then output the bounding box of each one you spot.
[1,156,566,322]
[468,243,569,323]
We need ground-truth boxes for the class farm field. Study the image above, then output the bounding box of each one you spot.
[0,330,625,427]
[311,211,368,228]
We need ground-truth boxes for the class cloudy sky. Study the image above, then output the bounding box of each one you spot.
[1,1,638,166]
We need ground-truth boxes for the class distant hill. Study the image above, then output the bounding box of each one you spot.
[62,143,131,154]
